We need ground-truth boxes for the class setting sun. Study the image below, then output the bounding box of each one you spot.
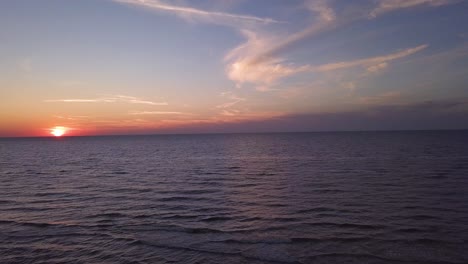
[50,126,67,137]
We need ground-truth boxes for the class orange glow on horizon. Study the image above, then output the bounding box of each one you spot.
[50,126,67,137]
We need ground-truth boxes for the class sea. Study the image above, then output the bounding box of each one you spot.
[0,131,467,264]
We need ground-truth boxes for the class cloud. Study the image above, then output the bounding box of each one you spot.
[314,44,428,72]
[223,0,455,88]
[111,0,304,87]
[216,92,245,109]
[223,0,344,87]
[340,82,357,91]
[154,99,468,133]
[114,0,411,88]
[54,115,89,119]
[129,111,185,115]
[251,0,338,64]
[224,29,318,87]
[370,0,461,18]
[214,110,285,122]
[220,109,240,116]
[113,0,451,90]
[366,62,388,73]
[359,91,402,104]
[46,99,103,103]
[306,0,337,22]
[112,0,281,26]
[216,100,243,109]
[226,42,427,86]
[44,95,168,105]
[42,98,468,136]
[226,56,310,86]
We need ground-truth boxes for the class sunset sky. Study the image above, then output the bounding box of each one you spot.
[1,0,467,137]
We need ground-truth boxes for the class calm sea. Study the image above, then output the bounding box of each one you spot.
[1,131,467,264]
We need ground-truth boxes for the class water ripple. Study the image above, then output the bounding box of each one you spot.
[1,132,467,263]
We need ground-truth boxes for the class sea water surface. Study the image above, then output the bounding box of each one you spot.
[1,131,467,264]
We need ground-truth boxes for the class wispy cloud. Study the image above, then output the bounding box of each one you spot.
[224,0,340,87]
[45,95,168,105]
[370,0,461,18]
[340,82,357,91]
[224,30,316,87]
[112,0,458,90]
[226,42,427,86]
[216,92,246,109]
[114,0,337,89]
[112,0,281,26]
[315,44,428,72]
[359,91,402,105]
[223,0,453,88]
[250,0,339,64]
[220,109,241,116]
[216,110,285,122]
[306,0,337,22]
[129,111,185,115]
[54,115,90,120]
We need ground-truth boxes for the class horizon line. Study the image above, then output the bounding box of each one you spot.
[1,128,467,139]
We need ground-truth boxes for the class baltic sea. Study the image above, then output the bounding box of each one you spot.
[1,131,467,263]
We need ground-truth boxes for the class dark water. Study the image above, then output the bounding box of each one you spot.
[1,131,468,264]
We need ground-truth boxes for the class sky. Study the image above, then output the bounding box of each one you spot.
[1,0,467,137]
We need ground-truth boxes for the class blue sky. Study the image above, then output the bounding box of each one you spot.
[0,0,467,136]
